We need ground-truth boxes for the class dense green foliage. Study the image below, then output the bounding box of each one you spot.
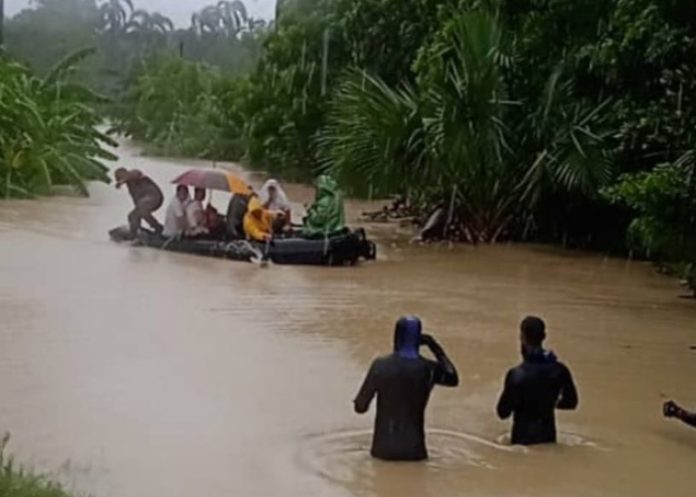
[0,51,115,197]
[0,434,74,497]
[603,153,696,261]
[2,0,695,289]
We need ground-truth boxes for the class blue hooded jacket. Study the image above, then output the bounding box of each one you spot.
[393,316,422,359]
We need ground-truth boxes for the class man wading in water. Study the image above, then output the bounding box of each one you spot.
[354,316,459,461]
[115,168,164,236]
[497,316,579,445]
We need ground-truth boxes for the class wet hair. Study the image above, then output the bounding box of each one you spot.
[520,316,546,346]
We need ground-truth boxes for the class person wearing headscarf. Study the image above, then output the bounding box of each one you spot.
[260,179,292,232]
[353,317,459,461]
[302,175,346,237]
[243,196,276,242]
[260,179,291,212]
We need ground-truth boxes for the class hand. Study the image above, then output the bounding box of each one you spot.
[420,334,436,347]
[263,234,272,242]
[664,400,682,418]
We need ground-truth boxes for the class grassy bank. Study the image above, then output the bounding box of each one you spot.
[0,435,74,497]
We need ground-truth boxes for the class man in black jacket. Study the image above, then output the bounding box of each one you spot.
[354,316,459,461]
[497,316,579,445]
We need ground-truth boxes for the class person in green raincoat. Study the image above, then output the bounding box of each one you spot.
[302,175,346,237]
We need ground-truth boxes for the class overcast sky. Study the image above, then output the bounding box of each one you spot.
[5,0,277,26]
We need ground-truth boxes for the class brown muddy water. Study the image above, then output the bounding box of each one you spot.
[0,141,695,497]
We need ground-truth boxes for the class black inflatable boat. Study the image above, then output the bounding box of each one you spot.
[109,226,377,266]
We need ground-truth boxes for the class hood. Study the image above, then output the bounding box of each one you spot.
[247,197,263,215]
[247,196,263,215]
[524,347,558,364]
[393,316,422,359]
[315,175,339,198]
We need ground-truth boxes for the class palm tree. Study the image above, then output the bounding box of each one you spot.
[218,0,248,38]
[321,11,613,242]
[126,10,174,36]
[191,5,223,35]
[191,1,249,38]
[98,0,134,34]
[125,10,174,55]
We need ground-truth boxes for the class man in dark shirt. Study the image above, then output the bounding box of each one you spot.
[354,316,459,461]
[496,316,579,445]
[664,400,696,428]
[115,168,164,236]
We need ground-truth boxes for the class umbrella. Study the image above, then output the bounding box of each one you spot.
[171,169,251,195]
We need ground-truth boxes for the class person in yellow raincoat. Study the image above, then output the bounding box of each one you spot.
[243,196,276,242]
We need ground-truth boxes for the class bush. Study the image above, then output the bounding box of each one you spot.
[0,51,115,198]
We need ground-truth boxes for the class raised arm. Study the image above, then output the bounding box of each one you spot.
[421,334,458,387]
[664,401,696,428]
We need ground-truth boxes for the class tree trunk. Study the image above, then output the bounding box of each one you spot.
[0,0,5,47]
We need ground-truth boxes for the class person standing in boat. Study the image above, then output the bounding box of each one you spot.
[496,316,579,445]
[354,316,459,461]
[244,197,275,242]
[115,167,164,236]
[163,185,190,238]
[260,179,292,231]
[302,175,346,237]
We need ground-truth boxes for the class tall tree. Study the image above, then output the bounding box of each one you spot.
[98,0,133,34]
[218,0,248,38]
[0,0,4,47]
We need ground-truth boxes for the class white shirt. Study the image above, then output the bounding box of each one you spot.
[186,200,205,229]
[163,197,189,237]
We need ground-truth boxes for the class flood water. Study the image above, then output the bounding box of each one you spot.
[1,140,695,497]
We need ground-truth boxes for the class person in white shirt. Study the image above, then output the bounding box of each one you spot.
[186,187,209,236]
[163,185,190,238]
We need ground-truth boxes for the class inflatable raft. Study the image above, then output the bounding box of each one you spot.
[109,226,377,266]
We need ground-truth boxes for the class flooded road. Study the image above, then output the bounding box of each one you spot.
[1,141,695,497]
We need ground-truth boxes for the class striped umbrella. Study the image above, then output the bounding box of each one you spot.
[171,169,251,195]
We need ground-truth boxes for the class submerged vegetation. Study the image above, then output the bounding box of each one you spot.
[0,434,74,497]
[1,0,694,291]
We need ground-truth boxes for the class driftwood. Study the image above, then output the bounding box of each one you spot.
[362,196,412,222]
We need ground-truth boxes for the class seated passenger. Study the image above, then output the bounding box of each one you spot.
[226,194,250,239]
[163,185,190,238]
[303,175,346,237]
[260,179,292,229]
[205,203,225,239]
[186,187,209,236]
[243,197,275,242]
